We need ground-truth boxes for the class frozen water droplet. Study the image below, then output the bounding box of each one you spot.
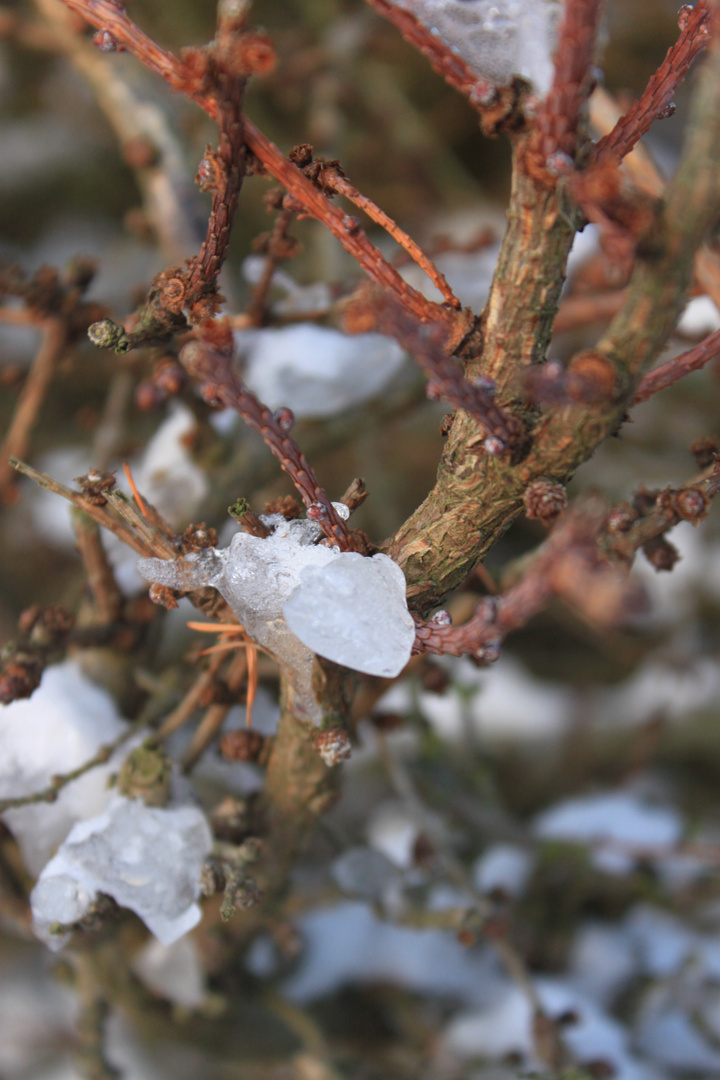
[331,501,350,521]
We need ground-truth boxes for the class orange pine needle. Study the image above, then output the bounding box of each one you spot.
[122,461,151,520]
[246,643,258,728]
[186,620,246,635]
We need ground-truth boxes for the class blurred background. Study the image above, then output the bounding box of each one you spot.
[2,1,720,1078]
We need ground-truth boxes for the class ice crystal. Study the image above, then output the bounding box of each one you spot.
[138,514,414,721]
[31,795,212,950]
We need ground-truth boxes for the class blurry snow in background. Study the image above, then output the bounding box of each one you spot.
[237,323,405,419]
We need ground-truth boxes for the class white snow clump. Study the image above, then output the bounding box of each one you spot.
[236,323,405,419]
[393,0,561,97]
[138,513,414,722]
[0,660,126,875]
[31,794,212,951]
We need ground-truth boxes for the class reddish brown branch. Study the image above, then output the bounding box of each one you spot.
[59,0,448,329]
[633,326,720,404]
[183,87,246,320]
[318,168,460,310]
[375,300,524,452]
[523,0,603,182]
[179,334,360,551]
[413,502,635,658]
[594,2,711,167]
[244,123,450,327]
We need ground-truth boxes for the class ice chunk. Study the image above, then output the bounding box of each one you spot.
[0,660,127,875]
[31,795,213,950]
[139,515,337,723]
[283,552,415,677]
[139,519,414,717]
[237,324,405,418]
[393,0,561,96]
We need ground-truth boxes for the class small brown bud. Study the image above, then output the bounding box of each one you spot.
[135,380,165,411]
[642,536,680,572]
[674,486,709,524]
[313,727,352,767]
[606,502,637,533]
[232,31,276,76]
[0,658,43,705]
[154,360,187,397]
[181,522,218,553]
[523,479,567,524]
[219,729,268,763]
[263,495,301,520]
[148,583,179,610]
[75,470,116,506]
[690,437,720,469]
[566,350,616,403]
[162,276,187,314]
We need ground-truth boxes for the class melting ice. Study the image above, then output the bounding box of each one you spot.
[138,512,414,721]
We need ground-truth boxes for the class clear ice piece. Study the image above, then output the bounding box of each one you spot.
[31,795,213,950]
[283,552,415,677]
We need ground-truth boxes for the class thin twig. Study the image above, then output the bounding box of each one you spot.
[374,300,523,450]
[633,326,720,403]
[181,649,248,771]
[361,0,516,131]
[58,0,450,329]
[180,336,360,551]
[0,318,66,497]
[321,169,460,309]
[10,458,155,557]
[73,513,124,624]
[0,716,145,814]
[524,0,604,182]
[413,502,633,657]
[594,1,711,168]
[155,651,227,740]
